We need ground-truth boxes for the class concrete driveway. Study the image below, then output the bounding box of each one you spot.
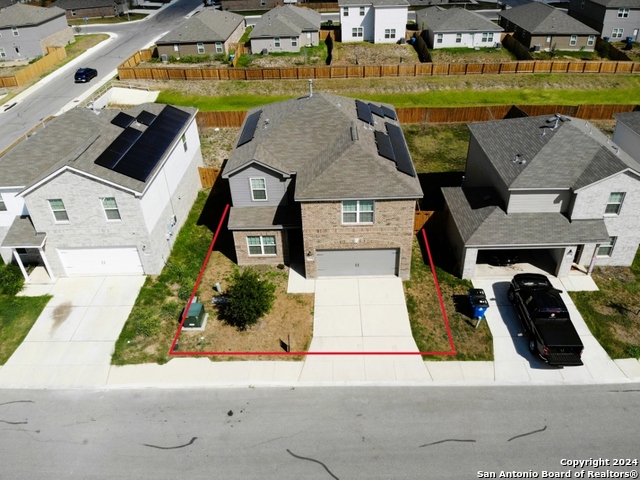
[0,276,145,388]
[472,277,629,383]
[299,277,429,383]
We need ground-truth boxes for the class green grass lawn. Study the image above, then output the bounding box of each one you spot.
[0,294,51,365]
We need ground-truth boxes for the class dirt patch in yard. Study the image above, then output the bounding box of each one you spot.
[177,253,314,360]
[200,127,240,168]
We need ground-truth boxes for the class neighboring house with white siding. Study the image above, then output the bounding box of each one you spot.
[416,6,503,49]
[249,5,320,54]
[221,93,423,279]
[568,0,640,41]
[0,104,202,281]
[339,0,409,43]
[442,113,640,279]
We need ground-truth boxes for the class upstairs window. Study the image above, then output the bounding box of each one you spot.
[343,7,348,16]
[342,200,374,224]
[250,178,267,201]
[101,197,121,220]
[618,7,629,17]
[359,6,365,15]
[48,199,69,222]
[605,192,625,215]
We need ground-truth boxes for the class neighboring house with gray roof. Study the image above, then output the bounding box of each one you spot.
[340,0,409,43]
[442,114,640,279]
[49,0,126,20]
[249,5,320,53]
[499,2,599,50]
[569,0,640,40]
[221,92,423,279]
[0,103,203,281]
[156,9,245,58]
[416,6,503,49]
[0,3,72,61]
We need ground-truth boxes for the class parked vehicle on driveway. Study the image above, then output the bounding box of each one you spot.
[508,273,584,366]
[74,68,98,83]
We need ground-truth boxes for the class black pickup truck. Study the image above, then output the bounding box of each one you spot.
[508,273,584,366]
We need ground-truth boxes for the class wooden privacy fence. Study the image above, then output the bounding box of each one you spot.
[0,47,66,87]
[198,167,221,188]
[195,104,639,128]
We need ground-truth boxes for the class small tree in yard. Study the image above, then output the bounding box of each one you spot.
[222,268,276,330]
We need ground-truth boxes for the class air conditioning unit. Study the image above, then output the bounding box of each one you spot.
[494,41,502,49]
[161,54,168,62]
[533,44,541,52]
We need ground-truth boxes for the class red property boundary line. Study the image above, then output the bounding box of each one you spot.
[169,207,456,357]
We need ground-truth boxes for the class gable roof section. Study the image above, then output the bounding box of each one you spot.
[156,9,244,44]
[416,6,503,33]
[0,3,64,27]
[339,0,409,6]
[250,5,320,38]
[0,103,197,196]
[49,0,125,9]
[613,111,640,135]
[499,2,598,35]
[223,93,423,201]
[467,115,640,191]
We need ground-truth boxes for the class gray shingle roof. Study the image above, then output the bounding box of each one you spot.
[442,186,610,247]
[0,3,65,28]
[222,93,423,201]
[0,104,197,195]
[228,205,301,229]
[587,0,640,7]
[250,5,320,39]
[613,111,640,136]
[498,2,598,35]
[339,0,409,6]
[467,115,640,192]
[157,9,244,44]
[416,6,504,33]
[49,0,124,9]
[1,215,46,248]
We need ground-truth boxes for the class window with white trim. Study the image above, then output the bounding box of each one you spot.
[0,193,6,212]
[247,235,276,255]
[181,133,188,152]
[0,48,5,58]
[48,199,69,222]
[342,200,374,224]
[612,28,624,38]
[456,33,462,43]
[343,6,348,16]
[587,35,595,46]
[385,29,396,39]
[174,44,179,52]
[352,27,363,38]
[261,0,265,5]
[481,32,493,43]
[436,33,443,44]
[215,42,223,53]
[274,37,280,47]
[597,236,617,257]
[291,36,298,47]
[605,192,625,215]
[12,27,19,37]
[546,35,552,43]
[569,35,577,46]
[197,43,205,54]
[71,9,77,16]
[250,178,267,201]
[618,7,629,17]
[101,197,121,220]
[359,6,365,15]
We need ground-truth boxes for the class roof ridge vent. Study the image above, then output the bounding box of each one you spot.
[350,123,358,141]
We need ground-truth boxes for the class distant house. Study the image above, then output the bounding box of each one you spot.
[220,0,291,12]
[568,0,639,41]
[0,3,73,61]
[50,0,126,20]
[416,6,503,49]
[221,93,423,279]
[499,2,599,51]
[0,104,203,281]
[442,114,640,279]
[339,0,409,43]
[249,5,320,54]
[156,9,245,58]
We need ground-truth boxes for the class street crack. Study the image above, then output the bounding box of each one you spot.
[142,437,198,450]
[0,400,34,407]
[508,426,547,442]
[419,439,476,447]
[0,419,28,425]
[287,449,339,480]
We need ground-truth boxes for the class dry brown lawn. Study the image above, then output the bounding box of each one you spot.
[429,48,516,64]
[200,127,240,168]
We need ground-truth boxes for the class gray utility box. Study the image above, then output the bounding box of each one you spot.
[182,302,205,328]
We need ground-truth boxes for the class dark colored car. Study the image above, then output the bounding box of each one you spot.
[488,250,519,266]
[74,68,98,83]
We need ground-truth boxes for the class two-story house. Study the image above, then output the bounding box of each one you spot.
[442,114,640,279]
[416,6,504,49]
[156,9,246,58]
[340,0,409,43]
[0,3,73,61]
[249,5,321,54]
[50,0,126,20]
[569,0,639,41]
[0,103,202,281]
[221,92,423,279]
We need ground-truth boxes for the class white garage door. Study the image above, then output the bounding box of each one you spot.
[58,247,144,276]
[316,249,398,277]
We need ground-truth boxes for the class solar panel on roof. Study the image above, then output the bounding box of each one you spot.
[237,110,262,147]
[374,130,395,162]
[355,99,373,125]
[369,103,384,118]
[95,126,144,169]
[111,112,135,129]
[381,105,397,120]
[136,110,157,126]
[386,123,415,177]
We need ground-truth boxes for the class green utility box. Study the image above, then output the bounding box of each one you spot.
[183,302,205,328]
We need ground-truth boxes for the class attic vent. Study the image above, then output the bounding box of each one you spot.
[351,124,359,141]
[546,113,570,130]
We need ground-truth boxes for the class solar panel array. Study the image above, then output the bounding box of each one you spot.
[381,105,397,120]
[237,110,262,147]
[374,130,395,162]
[386,122,414,177]
[137,110,157,126]
[355,99,373,125]
[95,105,191,182]
[368,102,384,118]
[111,112,135,129]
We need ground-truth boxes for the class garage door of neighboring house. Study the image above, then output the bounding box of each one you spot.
[58,247,144,276]
[316,249,398,277]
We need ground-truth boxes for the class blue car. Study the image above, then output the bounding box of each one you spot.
[74,67,98,83]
